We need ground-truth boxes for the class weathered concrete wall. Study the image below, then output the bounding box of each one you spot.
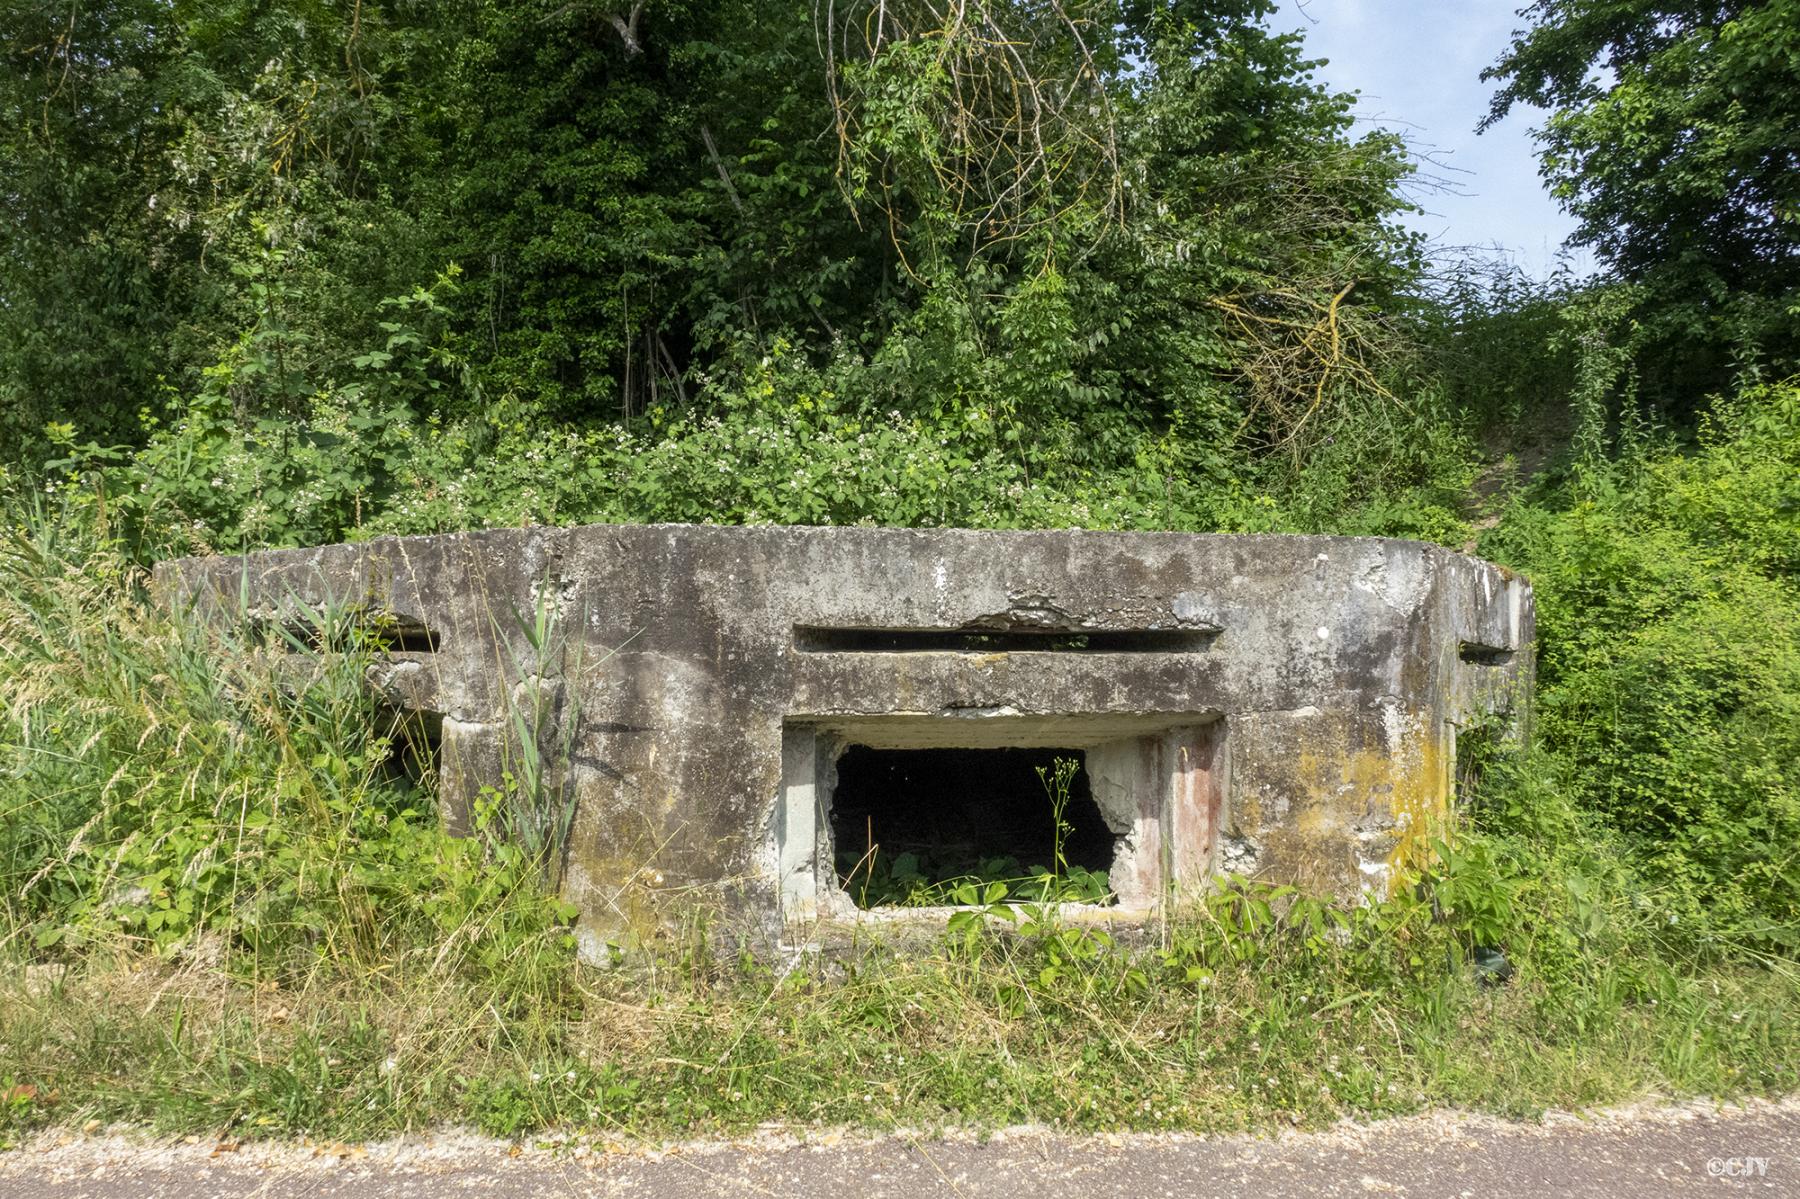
[155,525,1533,957]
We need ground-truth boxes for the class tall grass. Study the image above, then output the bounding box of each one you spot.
[0,500,574,980]
[2,871,1795,1141]
[0,502,591,1138]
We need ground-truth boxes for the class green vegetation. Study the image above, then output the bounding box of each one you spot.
[2,0,1799,1146]
[1483,0,1800,405]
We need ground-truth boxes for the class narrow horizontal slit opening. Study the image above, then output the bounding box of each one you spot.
[252,611,440,654]
[795,626,1216,654]
[1459,642,1514,666]
[381,625,442,653]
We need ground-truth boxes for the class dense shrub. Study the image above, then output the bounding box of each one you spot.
[1480,381,1800,951]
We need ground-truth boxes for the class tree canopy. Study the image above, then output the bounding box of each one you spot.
[4,0,1796,548]
[1,0,1424,519]
[1484,0,1800,392]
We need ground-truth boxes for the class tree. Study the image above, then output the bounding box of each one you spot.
[1482,0,1800,393]
[4,0,1429,542]
[0,0,189,453]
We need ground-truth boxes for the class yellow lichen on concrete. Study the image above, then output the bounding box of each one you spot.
[1250,707,1450,898]
[566,852,684,951]
[1381,727,1451,883]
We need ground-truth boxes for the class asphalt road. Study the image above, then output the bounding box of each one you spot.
[4,1098,1796,1198]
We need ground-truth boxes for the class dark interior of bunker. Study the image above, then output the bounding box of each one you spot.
[827,746,1119,906]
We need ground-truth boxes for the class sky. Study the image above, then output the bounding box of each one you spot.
[1270,0,1592,277]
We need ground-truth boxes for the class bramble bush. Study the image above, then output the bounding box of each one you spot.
[43,315,1480,562]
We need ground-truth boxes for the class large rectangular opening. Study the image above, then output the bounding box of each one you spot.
[774,713,1224,931]
[829,746,1118,907]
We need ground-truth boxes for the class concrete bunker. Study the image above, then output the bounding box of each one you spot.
[155,524,1535,959]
